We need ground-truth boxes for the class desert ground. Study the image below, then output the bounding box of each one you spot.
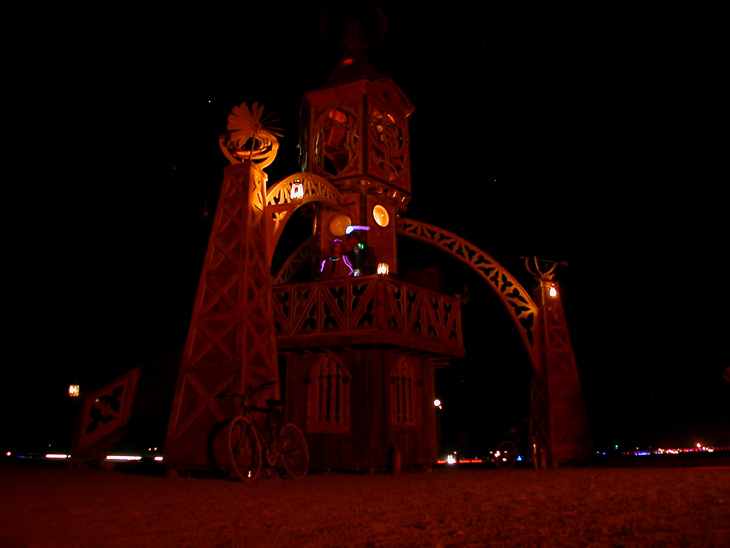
[1,460,728,547]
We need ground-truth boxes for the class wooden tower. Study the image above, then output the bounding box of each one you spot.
[275,21,465,470]
[163,104,283,473]
[158,20,590,473]
[73,18,590,473]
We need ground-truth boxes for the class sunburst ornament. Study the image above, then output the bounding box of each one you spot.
[219,101,283,168]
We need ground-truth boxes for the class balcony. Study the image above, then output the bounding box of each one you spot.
[273,276,464,359]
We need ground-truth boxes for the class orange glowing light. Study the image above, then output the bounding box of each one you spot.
[68,384,80,398]
[549,285,557,297]
[377,263,389,275]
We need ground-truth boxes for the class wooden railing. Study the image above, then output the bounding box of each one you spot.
[272,276,464,358]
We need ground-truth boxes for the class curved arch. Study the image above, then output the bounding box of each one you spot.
[397,218,541,374]
[265,172,346,263]
[273,236,315,285]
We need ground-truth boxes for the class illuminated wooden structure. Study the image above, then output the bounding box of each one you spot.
[74,20,591,471]
[270,22,591,467]
[164,103,282,471]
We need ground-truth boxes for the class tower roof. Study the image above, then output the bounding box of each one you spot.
[323,21,380,87]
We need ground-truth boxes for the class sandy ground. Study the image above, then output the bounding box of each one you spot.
[1,462,728,547]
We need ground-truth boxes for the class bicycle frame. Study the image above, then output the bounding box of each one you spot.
[228,382,309,481]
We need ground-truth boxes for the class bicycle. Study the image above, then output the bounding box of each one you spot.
[227,381,309,481]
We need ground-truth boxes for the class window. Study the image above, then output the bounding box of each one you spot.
[390,357,422,427]
[306,356,350,433]
[321,108,354,175]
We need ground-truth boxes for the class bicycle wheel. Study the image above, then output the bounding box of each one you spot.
[278,424,309,479]
[494,440,519,470]
[228,416,261,481]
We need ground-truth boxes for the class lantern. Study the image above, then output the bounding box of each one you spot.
[291,182,304,199]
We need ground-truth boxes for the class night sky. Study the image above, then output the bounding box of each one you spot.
[6,3,725,455]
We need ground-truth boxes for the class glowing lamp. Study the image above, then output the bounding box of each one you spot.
[549,284,557,298]
[68,384,80,398]
[291,182,304,199]
[372,205,389,227]
[377,263,389,275]
[433,399,441,407]
[329,214,352,236]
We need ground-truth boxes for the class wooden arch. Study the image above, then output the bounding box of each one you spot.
[270,214,541,375]
[273,237,315,285]
[265,172,346,263]
[396,218,541,375]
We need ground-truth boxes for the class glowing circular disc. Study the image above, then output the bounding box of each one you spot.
[329,214,352,236]
[372,204,389,227]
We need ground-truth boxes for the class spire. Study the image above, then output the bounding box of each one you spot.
[324,21,380,87]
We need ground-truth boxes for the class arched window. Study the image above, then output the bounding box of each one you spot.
[306,356,350,433]
[390,357,422,427]
[321,108,354,175]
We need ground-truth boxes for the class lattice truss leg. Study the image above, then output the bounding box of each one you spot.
[165,162,279,468]
[534,280,593,465]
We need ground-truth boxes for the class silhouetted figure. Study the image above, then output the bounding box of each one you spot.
[320,239,354,279]
[345,232,372,276]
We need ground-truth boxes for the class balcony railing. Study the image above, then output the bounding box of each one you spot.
[273,276,464,358]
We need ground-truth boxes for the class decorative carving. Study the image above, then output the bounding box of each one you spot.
[265,173,346,263]
[219,102,282,168]
[306,355,350,433]
[311,103,362,178]
[273,277,463,357]
[267,173,342,207]
[72,367,141,458]
[524,256,568,282]
[367,79,412,192]
[369,109,404,180]
[319,108,360,176]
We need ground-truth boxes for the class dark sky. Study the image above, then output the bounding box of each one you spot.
[6,3,725,454]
